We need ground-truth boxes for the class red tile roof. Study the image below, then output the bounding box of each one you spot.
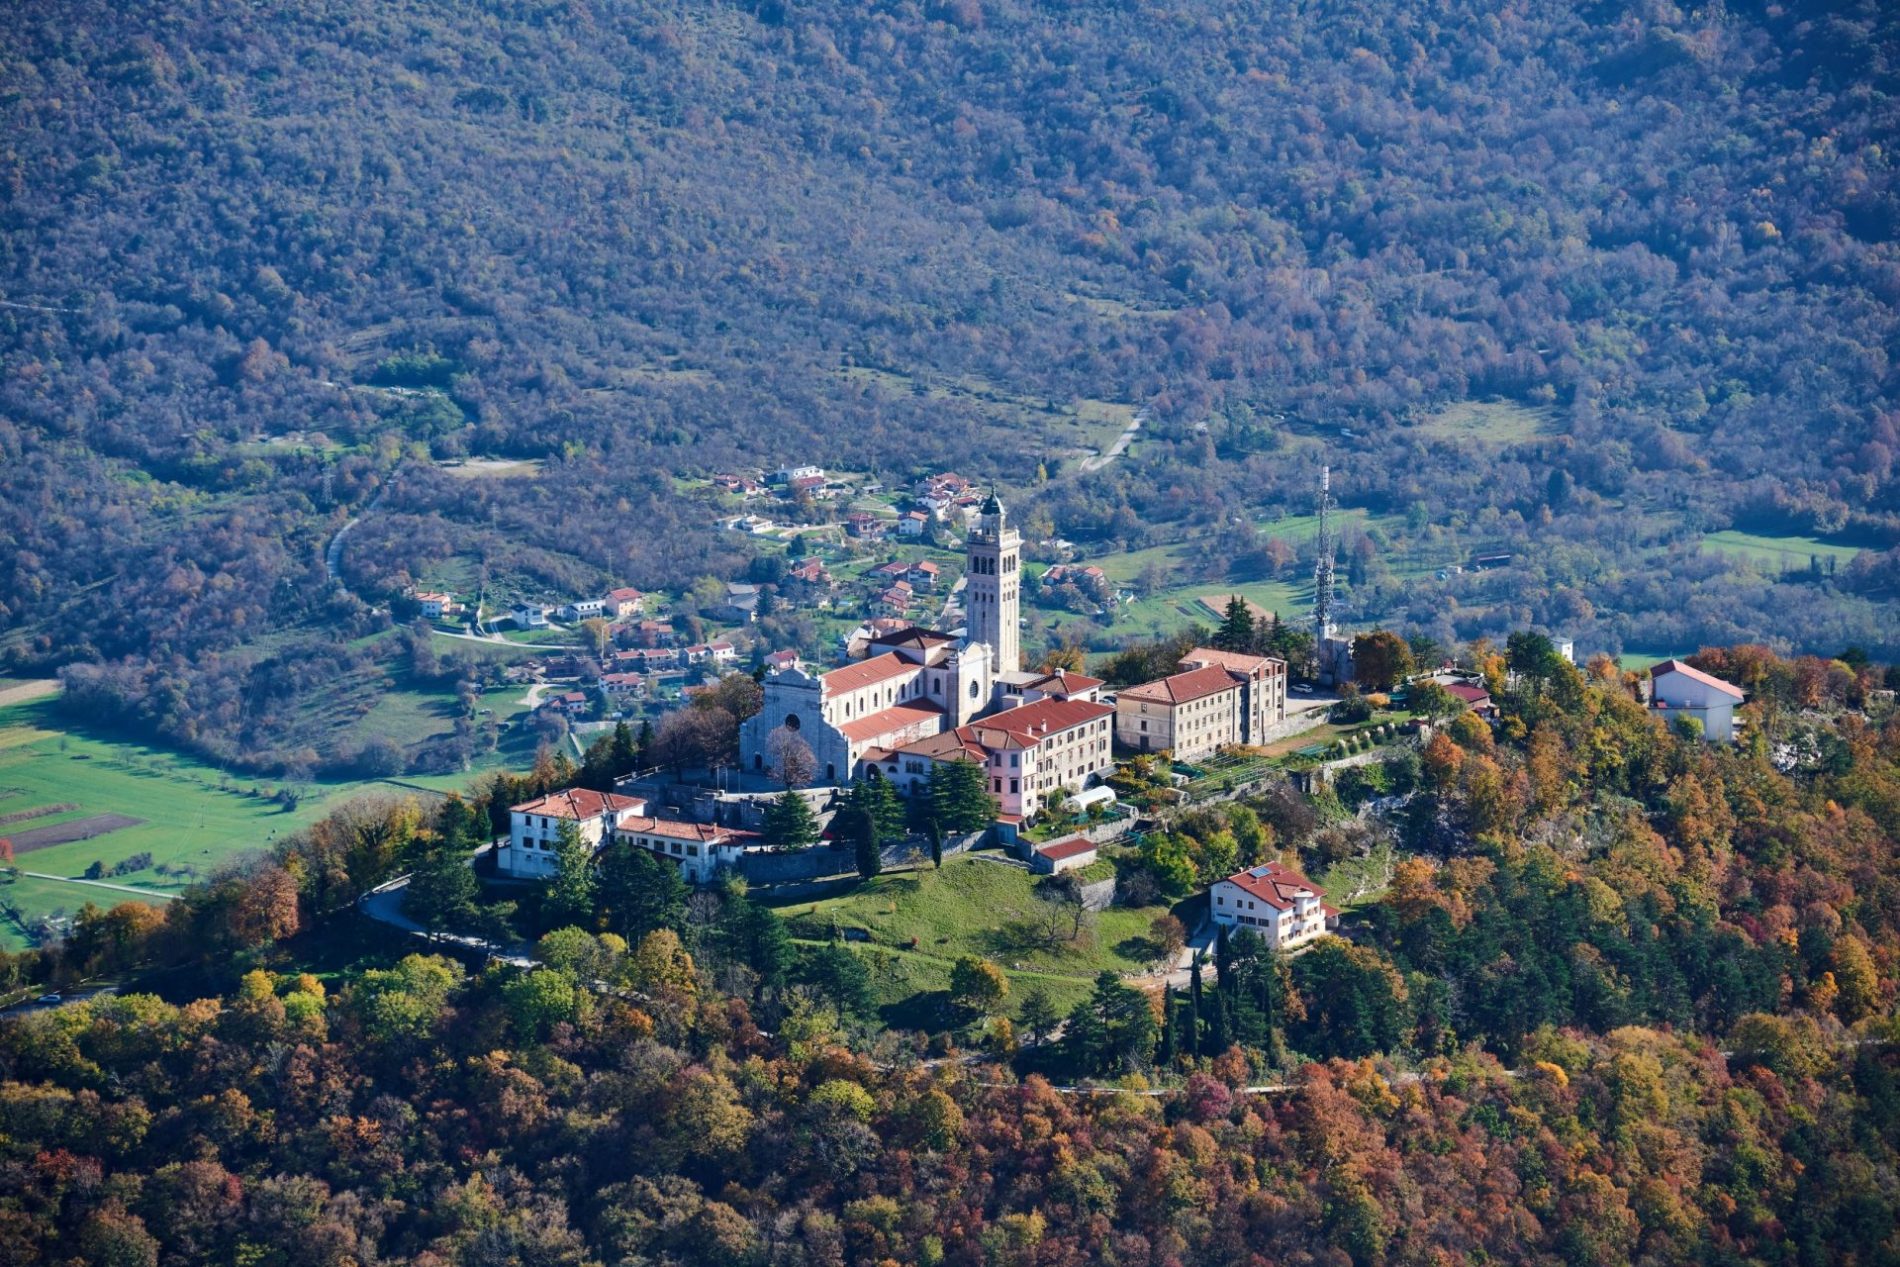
[512,788,646,820]
[821,652,917,695]
[1025,668,1106,696]
[1180,647,1284,677]
[1221,862,1324,912]
[837,700,945,743]
[1118,664,1243,706]
[1652,660,1745,700]
[1036,837,1099,863]
[965,697,1114,748]
[616,817,760,845]
[1445,683,1491,704]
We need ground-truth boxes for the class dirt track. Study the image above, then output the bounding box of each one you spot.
[0,680,59,709]
[4,813,145,853]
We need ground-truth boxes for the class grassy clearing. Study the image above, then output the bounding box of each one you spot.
[435,457,545,479]
[1613,648,1693,672]
[767,854,1173,990]
[1701,530,1865,571]
[1412,399,1558,444]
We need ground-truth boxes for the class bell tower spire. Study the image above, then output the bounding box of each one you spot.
[966,488,1021,674]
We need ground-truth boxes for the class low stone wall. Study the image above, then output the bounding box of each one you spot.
[1079,876,1118,912]
[735,828,988,887]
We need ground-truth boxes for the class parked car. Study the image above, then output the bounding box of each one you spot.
[35,994,59,1005]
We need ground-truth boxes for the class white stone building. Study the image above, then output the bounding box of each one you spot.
[499,789,648,879]
[1209,863,1338,949]
[614,816,761,885]
[1650,659,1745,741]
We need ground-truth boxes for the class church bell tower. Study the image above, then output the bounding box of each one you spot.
[965,490,1021,674]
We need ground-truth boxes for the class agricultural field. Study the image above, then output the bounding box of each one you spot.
[0,696,520,949]
[1700,529,1867,572]
[767,854,1177,1027]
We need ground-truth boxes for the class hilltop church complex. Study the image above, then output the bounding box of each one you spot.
[740,494,1291,817]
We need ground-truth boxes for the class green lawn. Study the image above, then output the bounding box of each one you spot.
[1701,530,1865,572]
[766,855,1174,1023]
[0,699,515,949]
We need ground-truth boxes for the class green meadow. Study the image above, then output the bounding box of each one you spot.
[0,695,521,950]
[1701,529,1866,572]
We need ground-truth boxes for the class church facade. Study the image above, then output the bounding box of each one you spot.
[741,496,1023,788]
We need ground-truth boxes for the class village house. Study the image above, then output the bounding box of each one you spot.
[622,619,670,648]
[907,559,943,590]
[875,582,914,616]
[416,591,460,619]
[560,597,607,622]
[764,649,803,674]
[1209,863,1339,949]
[614,816,762,885]
[876,695,1115,823]
[897,510,930,537]
[786,558,833,592]
[1176,647,1288,743]
[770,464,825,486]
[600,672,645,702]
[716,583,761,623]
[1031,836,1100,875]
[713,473,767,498]
[548,690,591,719]
[844,512,888,541]
[1650,659,1745,741]
[1041,564,1109,588]
[1444,681,1496,717]
[499,789,648,878]
[511,603,553,630]
[605,587,645,619]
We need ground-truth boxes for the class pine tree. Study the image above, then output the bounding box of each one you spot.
[762,789,820,850]
[597,841,686,939]
[846,776,907,846]
[544,819,598,931]
[842,807,881,879]
[928,819,944,868]
[1204,986,1228,1057]
[610,721,638,776]
[929,759,998,835]
[1187,955,1204,1060]
[1216,594,1257,652]
[635,719,655,768]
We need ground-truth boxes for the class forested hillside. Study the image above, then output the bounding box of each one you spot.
[1,644,1898,1264]
[3,0,1898,772]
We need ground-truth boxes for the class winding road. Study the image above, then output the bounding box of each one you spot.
[323,474,398,585]
[1078,412,1143,473]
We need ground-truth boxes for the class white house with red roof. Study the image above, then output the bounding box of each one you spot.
[1209,863,1338,949]
[605,587,645,619]
[1650,659,1745,741]
[614,816,761,885]
[501,788,649,878]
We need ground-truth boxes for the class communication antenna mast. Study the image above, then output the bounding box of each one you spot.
[1313,465,1337,644]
